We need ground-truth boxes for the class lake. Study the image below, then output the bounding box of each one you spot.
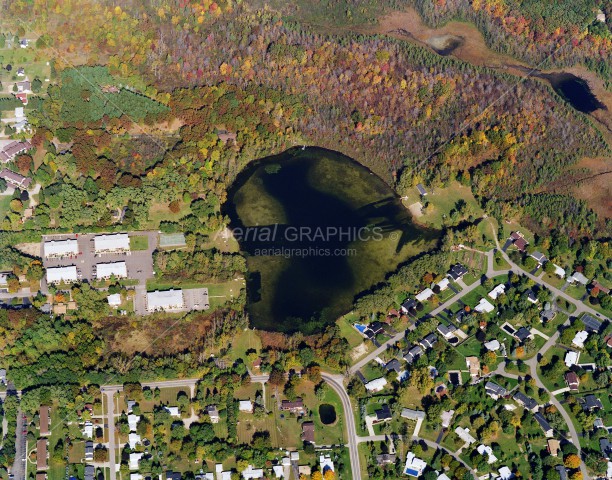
[225,147,438,333]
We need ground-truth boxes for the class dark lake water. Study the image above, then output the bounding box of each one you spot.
[319,403,337,424]
[225,147,438,333]
[541,72,605,113]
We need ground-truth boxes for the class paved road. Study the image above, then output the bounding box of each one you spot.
[321,373,360,480]
[350,250,493,375]
[10,409,27,480]
[102,389,119,480]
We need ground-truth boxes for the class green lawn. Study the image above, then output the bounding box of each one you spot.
[129,235,149,251]
[145,278,245,309]
[337,314,365,349]
[226,329,262,362]
[455,336,483,358]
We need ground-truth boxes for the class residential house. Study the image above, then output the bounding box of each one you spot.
[37,438,48,470]
[403,452,427,477]
[16,80,31,92]
[206,405,220,423]
[569,271,589,286]
[436,278,450,291]
[581,314,603,333]
[376,454,396,465]
[565,372,579,391]
[84,466,95,480]
[488,284,506,300]
[239,400,254,413]
[0,168,32,189]
[513,392,538,412]
[534,413,553,437]
[514,327,532,343]
[241,465,264,479]
[401,298,417,314]
[530,252,547,265]
[437,323,456,339]
[93,233,130,253]
[280,398,305,415]
[36,474,47,480]
[129,452,143,470]
[540,309,556,323]
[39,406,51,435]
[320,454,335,473]
[82,421,93,438]
[164,406,180,417]
[600,438,611,460]
[364,321,386,339]
[301,421,315,443]
[0,369,6,384]
[526,290,538,304]
[252,358,262,370]
[484,339,501,351]
[579,395,603,412]
[401,408,426,421]
[416,184,427,196]
[477,444,498,464]
[374,404,392,423]
[46,265,78,284]
[448,263,468,281]
[566,351,579,367]
[107,294,122,307]
[416,288,434,302]
[128,432,141,449]
[385,358,402,373]
[85,440,94,461]
[465,356,481,378]
[16,68,25,77]
[572,331,589,349]
[95,261,128,280]
[485,381,508,399]
[454,427,476,445]
[419,333,438,350]
[498,466,514,480]
[591,281,610,295]
[43,239,79,258]
[510,232,528,252]
[474,298,494,313]
[0,140,31,163]
[365,377,388,392]
[404,345,423,364]
[440,410,454,428]
[216,129,237,144]
[547,439,561,457]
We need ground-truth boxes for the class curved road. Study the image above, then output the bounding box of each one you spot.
[322,373,360,480]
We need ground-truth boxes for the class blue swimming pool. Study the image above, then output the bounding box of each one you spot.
[404,468,420,476]
[354,323,367,333]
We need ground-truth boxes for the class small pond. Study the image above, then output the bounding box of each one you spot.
[319,403,337,425]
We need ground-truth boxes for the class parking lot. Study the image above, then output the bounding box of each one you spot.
[182,288,210,311]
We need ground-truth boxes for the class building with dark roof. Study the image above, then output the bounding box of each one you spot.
[403,345,423,364]
[579,394,603,411]
[401,298,417,314]
[416,184,427,196]
[530,252,548,264]
[485,381,508,399]
[419,333,438,350]
[448,263,468,281]
[513,392,538,412]
[281,398,305,414]
[375,404,392,422]
[514,327,532,343]
[564,372,579,391]
[376,454,396,465]
[534,413,553,437]
[437,323,456,339]
[600,438,611,459]
[301,421,315,443]
[580,314,603,333]
[385,359,401,373]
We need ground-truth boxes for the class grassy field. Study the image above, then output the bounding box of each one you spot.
[337,314,364,349]
[129,235,149,251]
[296,381,347,445]
[145,277,244,309]
[146,201,191,228]
[0,194,12,219]
[226,328,262,362]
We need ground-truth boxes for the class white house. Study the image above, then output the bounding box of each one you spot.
[239,400,253,413]
[416,288,434,302]
[477,444,498,464]
[107,293,121,307]
[436,278,450,291]
[146,290,184,312]
[565,351,579,367]
[93,233,130,253]
[128,432,141,449]
[569,271,589,285]
[365,377,387,392]
[474,298,495,314]
[127,414,139,431]
[498,466,513,480]
[43,239,79,258]
[455,427,476,445]
[82,421,93,438]
[15,107,24,118]
[320,454,335,473]
[572,331,589,349]
[404,452,427,477]
[46,265,78,284]
[164,406,181,417]
[484,340,501,351]
[552,264,565,278]
[488,284,506,300]
[241,465,264,479]
[129,452,143,470]
[96,261,127,280]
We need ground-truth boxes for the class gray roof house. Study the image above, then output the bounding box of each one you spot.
[485,381,508,399]
[513,392,538,412]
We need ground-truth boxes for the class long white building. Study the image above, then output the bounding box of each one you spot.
[46,265,78,284]
[94,233,130,254]
[146,290,184,312]
[96,262,127,280]
[44,239,79,258]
